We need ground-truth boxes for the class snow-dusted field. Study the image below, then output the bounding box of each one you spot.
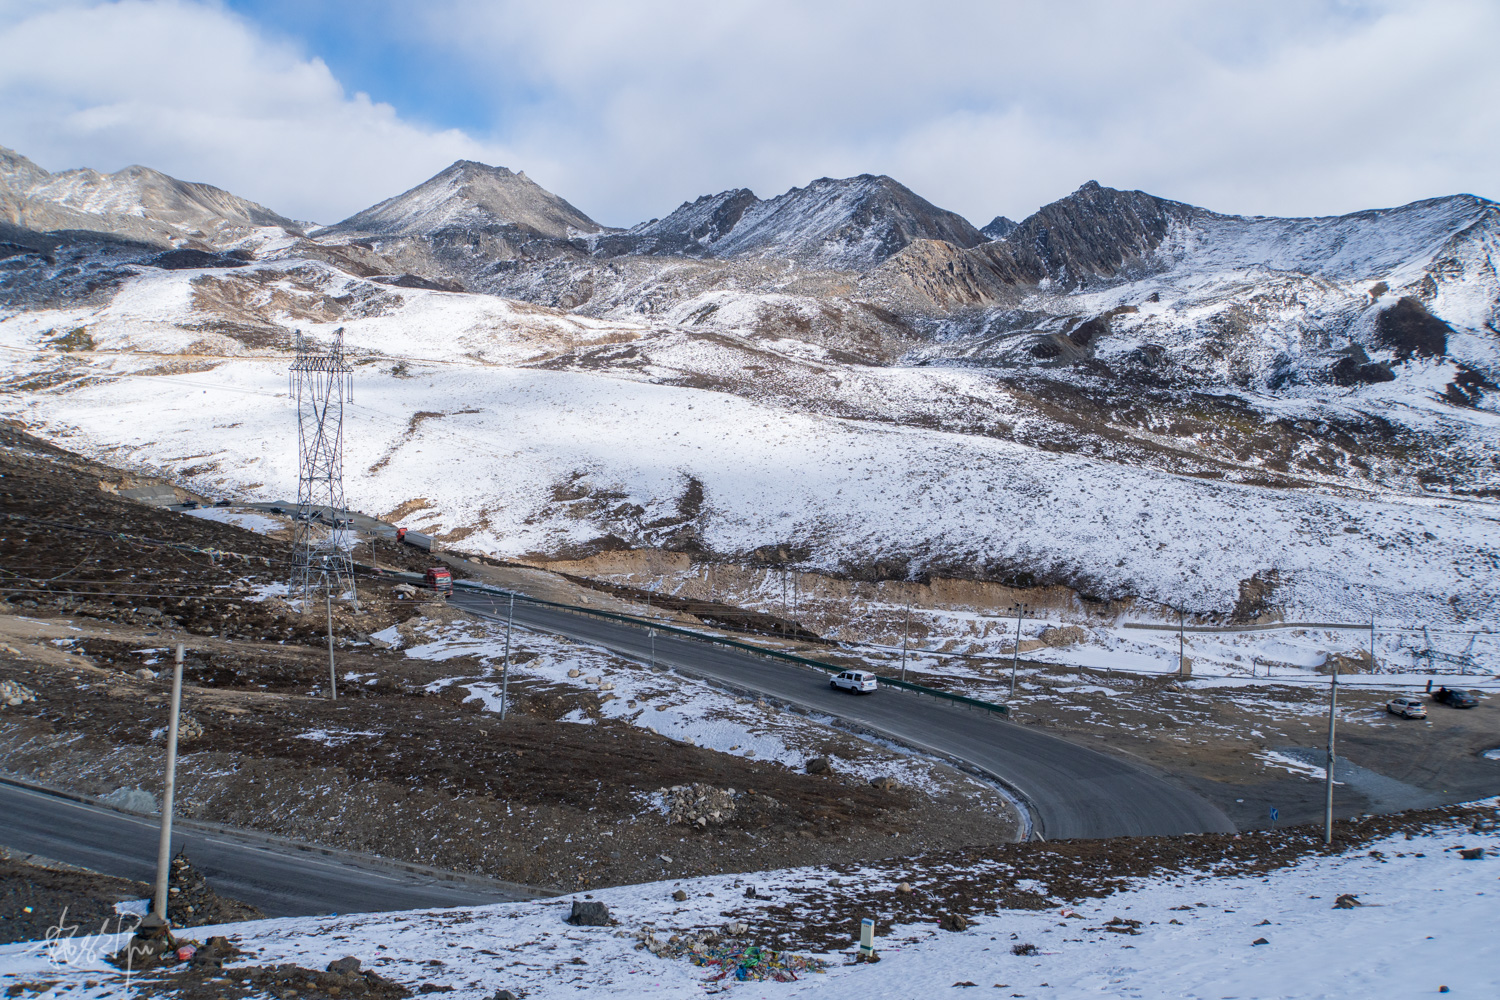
[6,811,1494,998]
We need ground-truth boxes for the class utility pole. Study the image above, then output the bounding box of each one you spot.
[1324,657,1339,846]
[1178,606,1188,677]
[152,644,184,921]
[1369,612,1377,672]
[899,598,912,683]
[500,593,514,720]
[325,579,338,701]
[649,628,657,670]
[1009,602,1026,701]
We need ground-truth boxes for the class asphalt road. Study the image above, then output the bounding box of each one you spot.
[450,589,1237,840]
[0,781,538,918]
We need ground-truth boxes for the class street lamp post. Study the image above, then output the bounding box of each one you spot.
[1324,657,1339,846]
[1009,602,1027,701]
[899,599,912,683]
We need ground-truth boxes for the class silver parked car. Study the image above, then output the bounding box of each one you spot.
[830,670,879,694]
[1386,695,1428,719]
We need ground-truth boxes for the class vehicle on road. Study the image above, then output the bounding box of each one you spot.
[1386,696,1428,719]
[180,499,198,509]
[214,498,232,507]
[830,669,878,694]
[425,567,452,592]
[1433,686,1479,709]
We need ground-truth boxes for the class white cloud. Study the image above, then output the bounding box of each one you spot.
[0,0,1496,227]
[0,0,515,223]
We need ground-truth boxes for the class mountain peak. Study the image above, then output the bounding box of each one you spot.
[324,160,602,239]
[981,216,1019,240]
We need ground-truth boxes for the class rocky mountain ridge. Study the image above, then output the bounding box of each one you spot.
[0,144,300,250]
[592,174,987,270]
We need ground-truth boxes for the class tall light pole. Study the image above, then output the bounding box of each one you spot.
[152,644,184,921]
[500,593,514,720]
[899,598,912,683]
[1324,656,1339,846]
[1009,602,1027,701]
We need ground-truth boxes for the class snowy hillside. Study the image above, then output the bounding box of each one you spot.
[6,805,1495,997]
[1,257,1497,627]
[2,143,1498,629]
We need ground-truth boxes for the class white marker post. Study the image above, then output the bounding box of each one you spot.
[152,644,184,921]
[858,917,876,959]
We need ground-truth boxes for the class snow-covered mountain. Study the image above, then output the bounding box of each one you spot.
[318,160,604,240]
[0,144,301,249]
[594,174,986,270]
[1,143,1497,622]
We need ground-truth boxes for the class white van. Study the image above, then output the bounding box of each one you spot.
[830,670,878,694]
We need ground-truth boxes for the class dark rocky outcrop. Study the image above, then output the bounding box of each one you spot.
[1375,296,1450,360]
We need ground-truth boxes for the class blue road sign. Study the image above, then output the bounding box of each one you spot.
[1270,807,1279,822]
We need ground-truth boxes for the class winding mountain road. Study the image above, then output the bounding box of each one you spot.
[0,780,543,918]
[449,588,1237,840]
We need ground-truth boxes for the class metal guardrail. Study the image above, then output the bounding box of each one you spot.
[374,568,1010,717]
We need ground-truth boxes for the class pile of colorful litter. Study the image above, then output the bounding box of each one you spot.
[689,943,827,983]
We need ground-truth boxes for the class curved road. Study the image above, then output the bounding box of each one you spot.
[0,780,542,917]
[450,589,1236,840]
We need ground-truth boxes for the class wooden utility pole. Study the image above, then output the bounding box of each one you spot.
[152,645,184,921]
[1009,603,1026,701]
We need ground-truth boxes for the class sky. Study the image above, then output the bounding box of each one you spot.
[0,0,1495,227]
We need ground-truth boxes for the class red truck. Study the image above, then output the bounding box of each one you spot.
[425,567,452,592]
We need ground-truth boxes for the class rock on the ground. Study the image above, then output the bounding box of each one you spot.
[0,679,37,707]
[567,900,611,926]
[805,757,831,774]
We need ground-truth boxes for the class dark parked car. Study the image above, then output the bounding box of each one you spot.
[180,499,199,509]
[214,499,232,507]
[1433,687,1479,709]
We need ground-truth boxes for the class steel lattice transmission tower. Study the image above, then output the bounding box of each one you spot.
[289,327,357,606]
